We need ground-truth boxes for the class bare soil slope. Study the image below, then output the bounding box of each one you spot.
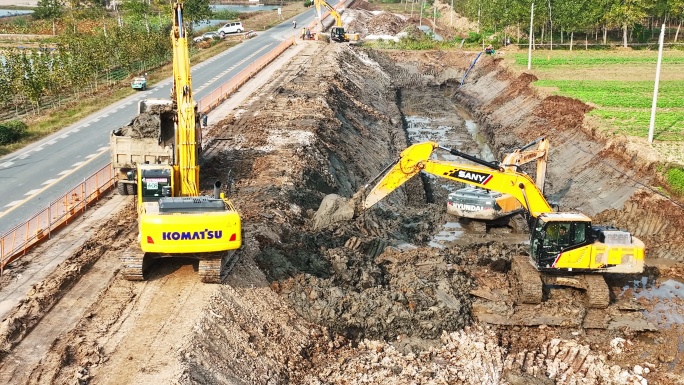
[1,31,684,385]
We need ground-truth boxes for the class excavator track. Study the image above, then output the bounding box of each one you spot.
[198,251,239,284]
[510,255,543,305]
[121,252,149,281]
[583,274,610,309]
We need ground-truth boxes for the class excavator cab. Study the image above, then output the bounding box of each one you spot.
[331,26,347,42]
[137,165,173,203]
[530,214,592,270]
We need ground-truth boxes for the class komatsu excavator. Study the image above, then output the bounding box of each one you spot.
[121,1,242,283]
[447,136,549,222]
[314,0,359,42]
[318,141,644,308]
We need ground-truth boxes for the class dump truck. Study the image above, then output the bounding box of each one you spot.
[109,99,176,195]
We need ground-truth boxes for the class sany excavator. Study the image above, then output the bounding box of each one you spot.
[121,1,242,283]
[447,136,549,222]
[313,0,359,42]
[317,141,644,308]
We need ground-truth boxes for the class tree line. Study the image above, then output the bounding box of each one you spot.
[449,0,684,47]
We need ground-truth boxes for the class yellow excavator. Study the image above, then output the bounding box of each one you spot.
[314,0,359,42]
[447,136,549,222]
[121,0,242,283]
[318,141,645,308]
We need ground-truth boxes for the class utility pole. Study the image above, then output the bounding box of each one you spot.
[649,24,665,143]
[528,2,534,70]
[450,0,453,26]
[433,6,436,31]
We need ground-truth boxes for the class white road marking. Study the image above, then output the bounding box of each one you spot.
[60,134,69,139]
[72,161,84,167]
[19,153,29,159]
[47,140,57,145]
[92,117,100,122]
[58,170,71,175]
[33,147,43,152]
[97,146,109,152]
[42,179,58,185]
[71,128,79,133]
[25,189,41,196]
[85,153,99,159]
[0,161,13,168]
[4,200,23,208]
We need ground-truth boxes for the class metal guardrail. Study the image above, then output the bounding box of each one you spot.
[0,164,114,271]
[0,35,297,272]
[197,36,296,115]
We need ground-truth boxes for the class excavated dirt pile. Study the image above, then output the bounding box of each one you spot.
[2,14,684,385]
[113,103,173,139]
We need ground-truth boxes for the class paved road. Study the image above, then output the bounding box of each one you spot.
[0,9,318,235]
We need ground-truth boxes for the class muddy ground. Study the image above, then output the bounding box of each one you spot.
[1,6,684,385]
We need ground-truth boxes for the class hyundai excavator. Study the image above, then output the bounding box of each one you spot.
[447,136,549,222]
[316,141,644,308]
[120,0,242,283]
[314,0,359,42]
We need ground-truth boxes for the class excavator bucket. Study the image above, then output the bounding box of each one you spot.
[363,142,437,208]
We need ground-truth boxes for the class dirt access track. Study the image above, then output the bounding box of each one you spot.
[1,7,684,385]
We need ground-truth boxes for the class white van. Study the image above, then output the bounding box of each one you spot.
[218,21,244,37]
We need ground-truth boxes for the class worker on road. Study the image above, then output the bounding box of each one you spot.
[301,27,307,39]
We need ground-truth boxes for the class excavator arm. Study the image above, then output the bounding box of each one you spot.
[363,141,553,216]
[314,0,343,28]
[500,136,548,193]
[171,0,199,197]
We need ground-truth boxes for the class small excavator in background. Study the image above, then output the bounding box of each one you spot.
[120,0,242,283]
[314,0,359,42]
[447,137,549,223]
[315,141,645,308]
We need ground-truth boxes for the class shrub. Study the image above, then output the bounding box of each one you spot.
[667,166,684,196]
[304,0,313,7]
[0,120,28,145]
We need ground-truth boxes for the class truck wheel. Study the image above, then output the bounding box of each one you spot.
[117,183,127,195]
[126,183,136,195]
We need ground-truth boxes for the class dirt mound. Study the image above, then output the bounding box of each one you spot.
[114,103,173,138]
[346,10,408,37]
[348,0,379,11]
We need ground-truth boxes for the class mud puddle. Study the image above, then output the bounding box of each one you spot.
[622,277,684,328]
[403,98,525,248]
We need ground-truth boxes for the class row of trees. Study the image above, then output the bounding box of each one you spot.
[451,0,684,47]
[0,25,170,115]
[0,0,217,117]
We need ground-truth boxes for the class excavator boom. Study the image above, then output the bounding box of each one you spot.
[364,141,553,215]
[171,1,199,197]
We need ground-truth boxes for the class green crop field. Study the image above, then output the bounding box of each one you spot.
[510,50,684,143]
